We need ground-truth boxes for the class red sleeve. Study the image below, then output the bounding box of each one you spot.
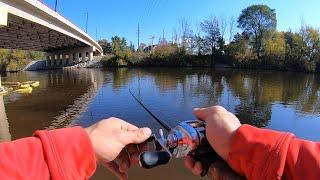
[0,127,96,180]
[227,125,320,180]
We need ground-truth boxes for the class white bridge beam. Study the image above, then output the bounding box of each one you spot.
[0,0,103,55]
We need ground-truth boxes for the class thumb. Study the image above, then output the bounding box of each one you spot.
[193,107,212,121]
[122,127,152,145]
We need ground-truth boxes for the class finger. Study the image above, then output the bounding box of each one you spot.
[121,127,152,145]
[104,161,128,180]
[121,121,139,131]
[137,142,148,152]
[192,161,203,176]
[193,106,227,121]
[193,107,212,121]
[118,151,130,173]
[126,145,140,165]
[183,155,195,170]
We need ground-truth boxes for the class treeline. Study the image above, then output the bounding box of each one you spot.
[0,49,43,72]
[100,4,320,72]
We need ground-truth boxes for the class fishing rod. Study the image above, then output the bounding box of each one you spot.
[129,89,171,131]
[129,89,222,177]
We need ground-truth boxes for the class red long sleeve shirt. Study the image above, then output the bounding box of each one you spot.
[228,125,320,180]
[0,127,96,179]
[0,125,319,179]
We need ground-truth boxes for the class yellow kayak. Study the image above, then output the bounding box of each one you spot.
[22,81,40,88]
[15,87,33,94]
[2,82,21,87]
[20,84,30,89]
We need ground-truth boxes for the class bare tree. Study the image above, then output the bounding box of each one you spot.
[201,15,221,66]
[179,18,193,50]
[229,16,236,42]
[172,28,178,44]
[219,15,227,40]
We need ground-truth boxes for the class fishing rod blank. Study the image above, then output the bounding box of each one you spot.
[129,89,171,131]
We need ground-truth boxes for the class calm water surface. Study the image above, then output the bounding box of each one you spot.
[1,68,320,179]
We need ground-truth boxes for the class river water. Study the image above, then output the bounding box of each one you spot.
[1,68,320,179]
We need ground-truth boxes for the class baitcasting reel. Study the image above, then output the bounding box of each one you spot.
[139,120,220,176]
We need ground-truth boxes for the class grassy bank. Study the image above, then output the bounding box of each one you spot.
[100,43,320,74]
[0,49,43,72]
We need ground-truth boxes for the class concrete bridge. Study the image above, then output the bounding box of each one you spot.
[0,0,103,69]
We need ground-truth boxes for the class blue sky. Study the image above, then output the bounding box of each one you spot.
[43,0,320,47]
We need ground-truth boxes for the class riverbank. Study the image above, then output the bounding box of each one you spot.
[0,49,43,72]
[100,52,320,74]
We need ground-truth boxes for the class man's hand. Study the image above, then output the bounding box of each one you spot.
[85,117,151,180]
[184,106,241,178]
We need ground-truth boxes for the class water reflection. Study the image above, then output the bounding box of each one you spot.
[0,96,10,142]
[2,69,105,139]
[84,68,320,141]
[1,68,320,180]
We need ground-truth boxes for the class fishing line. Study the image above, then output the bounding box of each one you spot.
[129,89,171,131]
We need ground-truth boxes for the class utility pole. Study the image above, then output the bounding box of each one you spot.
[96,27,98,41]
[162,29,165,44]
[54,0,58,12]
[150,36,155,46]
[85,12,89,33]
[137,23,140,51]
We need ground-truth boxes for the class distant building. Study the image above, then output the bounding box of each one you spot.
[143,44,157,53]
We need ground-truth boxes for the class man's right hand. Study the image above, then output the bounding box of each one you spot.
[184,106,241,177]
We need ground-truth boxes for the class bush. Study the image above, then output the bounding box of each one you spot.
[101,55,128,67]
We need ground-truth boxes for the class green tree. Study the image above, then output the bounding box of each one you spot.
[111,36,122,57]
[120,38,127,51]
[129,42,135,52]
[238,5,277,58]
[300,26,320,62]
[226,33,250,63]
[265,32,286,62]
[98,39,112,54]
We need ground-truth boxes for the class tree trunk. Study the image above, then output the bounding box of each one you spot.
[211,45,215,67]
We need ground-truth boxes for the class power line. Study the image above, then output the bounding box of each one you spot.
[85,12,88,33]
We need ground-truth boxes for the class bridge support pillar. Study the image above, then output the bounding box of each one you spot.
[61,54,67,66]
[53,55,58,67]
[89,52,93,61]
[55,54,61,66]
[75,52,81,63]
[68,53,74,65]
[45,55,50,67]
[82,51,87,62]
[0,6,8,28]
[46,46,97,68]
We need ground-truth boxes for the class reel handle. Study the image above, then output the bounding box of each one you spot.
[193,145,221,177]
[139,151,171,169]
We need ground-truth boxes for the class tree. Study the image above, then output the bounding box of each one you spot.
[201,15,221,66]
[129,42,135,52]
[299,26,320,62]
[191,32,207,55]
[229,16,236,43]
[120,37,127,51]
[225,32,250,62]
[98,39,112,54]
[265,32,286,62]
[179,18,193,50]
[111,36,122,57]
[238,5,277,58]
